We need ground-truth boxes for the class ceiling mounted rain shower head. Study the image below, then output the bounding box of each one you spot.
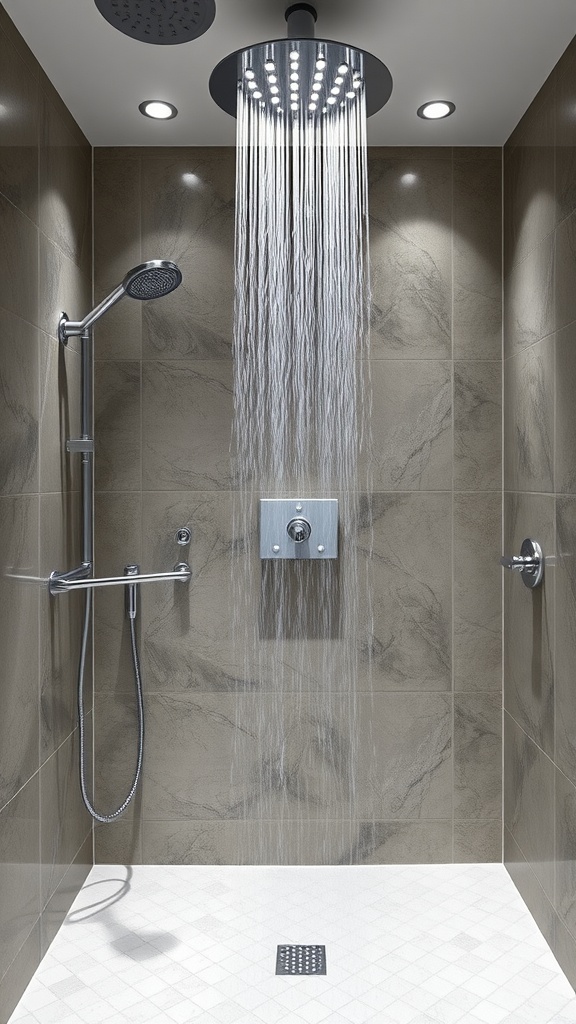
[209,2,392,120]
[94,0,216,45]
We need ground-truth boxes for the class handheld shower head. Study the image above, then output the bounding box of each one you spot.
[123,261,182,300]
[58,260,182,343]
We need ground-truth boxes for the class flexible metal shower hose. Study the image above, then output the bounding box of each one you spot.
[77,589,144,823]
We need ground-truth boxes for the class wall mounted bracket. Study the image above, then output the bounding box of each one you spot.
[260,498,338,559]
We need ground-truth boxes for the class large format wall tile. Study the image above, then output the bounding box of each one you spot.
[38,233,91,348]
[454,692,501,820]
[93,694,142,822]
[368,149,451,359]
[141,150,235,360]
[0,191,38,327]
[143,693,357,823]
[0,776,40,983]
[556,322,576,492]
[357,692,452,820]
[0,923,40,1024]
[454,493,502,692]
[504,826,556,951]
[555,496,576,786]
[142,360,234,490]
[369,359,452,490]
[504,232,554,357]
[39,491,85,759]
[555,767,576,937]
[40,835,91,957]
[504,492,554,755]
[93,492,142,693]
[94,360,141,492]
[40,727,91,908]
[39,331,81,496]
[504,712,554,901]
[555,39,576,225]
[504,336,554,493]
[453,148,502,360]
[357,492,451,691]
[93,151,142,361]
[454,821,502,863]
[39,91,91,275]
[0,494,39,810]
[556,209,576,334]
[454,361,501,490]
[0,307,39,495]
[0,25,38,223]
[504,97,555,273]
[141,490,245,692]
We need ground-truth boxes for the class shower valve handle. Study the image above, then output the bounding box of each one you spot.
[500,538,543,589]
[287,517,312,543]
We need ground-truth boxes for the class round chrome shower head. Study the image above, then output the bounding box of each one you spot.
[122,261,183,300]
[209,2,392,119]
[94,0,215,45]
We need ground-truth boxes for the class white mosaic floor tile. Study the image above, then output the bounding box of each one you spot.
[8,864,576,1024]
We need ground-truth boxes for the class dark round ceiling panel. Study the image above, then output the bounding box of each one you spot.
[94,0,216,45]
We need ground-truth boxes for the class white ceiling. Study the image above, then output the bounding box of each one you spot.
[4,0,576,146]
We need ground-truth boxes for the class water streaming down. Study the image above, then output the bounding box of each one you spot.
[231,40,373,864]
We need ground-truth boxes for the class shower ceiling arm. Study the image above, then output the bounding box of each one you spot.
[49,562,191,595]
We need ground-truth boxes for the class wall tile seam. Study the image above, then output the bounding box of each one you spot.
[38,226,91,273]
[503,488,557,496]
[39,832,93,917]
[503,72,556,153]
[0,915,40,988]
[134,816,458,823]
[503,710,576,794]
[503,227,556,278]
[0,187,41,231]
[0,767,40,817]
[0,9,40,77]
[503,334,559,362]
[503,823,576,946]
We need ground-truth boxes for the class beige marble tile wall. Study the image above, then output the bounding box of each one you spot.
[92,145,502,868]
[0,6,93,1021]
[503,34,576,990]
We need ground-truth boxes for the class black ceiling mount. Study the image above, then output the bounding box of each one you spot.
[94,0,216,45]
[209,2,393,119]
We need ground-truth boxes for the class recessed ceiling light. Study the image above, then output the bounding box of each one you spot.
[138,100,178,120]
[417,100,455,120]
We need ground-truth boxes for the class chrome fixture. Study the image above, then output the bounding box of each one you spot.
[51,260,185,823]
[175,527,192,546]
[58,260,182,345]
[209,2,393,120]
[94,0,216,45]
[500,538,544,589]
[260,499,338,559]
[49,562,191,595]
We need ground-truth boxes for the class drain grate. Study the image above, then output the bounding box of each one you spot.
[276,945,326,975]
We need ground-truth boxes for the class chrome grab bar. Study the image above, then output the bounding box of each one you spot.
[49,561,191,595]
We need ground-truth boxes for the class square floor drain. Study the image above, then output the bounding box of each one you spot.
[276,945,326,975]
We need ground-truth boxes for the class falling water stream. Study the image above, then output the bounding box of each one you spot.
[231,42,373,863]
